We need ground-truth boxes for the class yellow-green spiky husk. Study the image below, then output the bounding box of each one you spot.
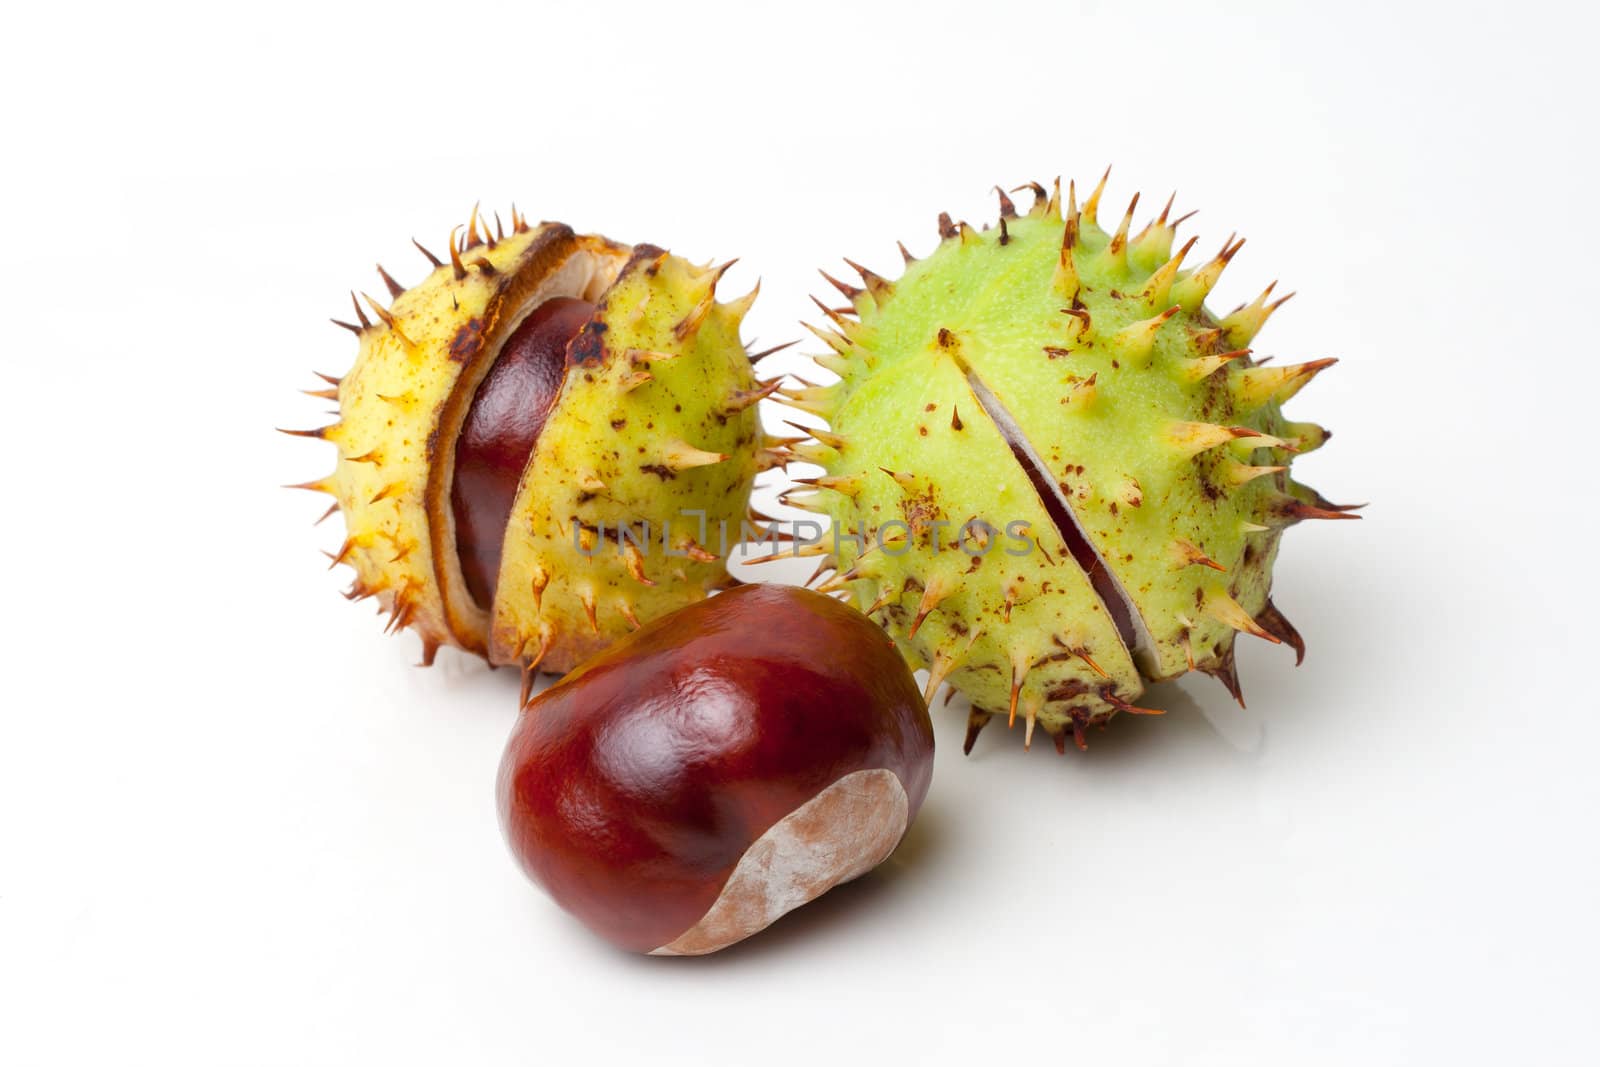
[786,177,1353,753]
[289,209,778,681]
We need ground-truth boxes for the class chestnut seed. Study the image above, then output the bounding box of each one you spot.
[451,296,595,607]
[497,584,934,955]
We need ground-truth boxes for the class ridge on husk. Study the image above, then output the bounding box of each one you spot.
[778,173,1357,754]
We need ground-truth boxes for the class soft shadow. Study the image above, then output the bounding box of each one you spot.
[419,641,553,718]
[951,672,1267,772]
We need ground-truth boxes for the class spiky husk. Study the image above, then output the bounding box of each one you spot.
[785,176,1352,752]
[289,208,775,678]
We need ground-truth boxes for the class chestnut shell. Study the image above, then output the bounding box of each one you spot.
[497,584,933,953]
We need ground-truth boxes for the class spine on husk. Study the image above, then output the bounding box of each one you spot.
[287,208,788,689]
[774,174,1356,752]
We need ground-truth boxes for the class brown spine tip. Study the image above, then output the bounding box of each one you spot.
[963,709,992,755]
[377,264,405,299]
[805,557,838,589]
[1106,192,1140,255]
[1255,598,1307,666]
[708,258,739,292]
[843,258,893,302]
[324,536,356,570]
[877,467,917,491]
[1277,499,1365,523]
[412,238,444,269]
[749,339,799,364]
[361,292,413,345]
[1155,191,1176,227]
[277,425,331,439]
[1173,537,1227,572]
[386,597,416,636]
[367,482,402,505]
[1106,693,1165,716]
[1073,647,1110,680]
[1202,650,1246,708]
[360,292,396,327]
[819,269,862,302]
[1083,166,1112,225]
[907,581,945,639]
[1012,181,1048,204]
[808,295,855,332]
[673,293,714,340]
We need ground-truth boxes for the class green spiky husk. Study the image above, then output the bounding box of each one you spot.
[294,211,778,679]
[788,178,1346,751]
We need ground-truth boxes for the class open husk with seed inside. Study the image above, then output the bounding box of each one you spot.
[287,209,788,693]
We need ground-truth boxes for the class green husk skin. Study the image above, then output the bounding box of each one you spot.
[785,178,1348,752]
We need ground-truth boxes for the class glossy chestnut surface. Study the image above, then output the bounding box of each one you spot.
[497,584,934,954]
[451,296,595,607]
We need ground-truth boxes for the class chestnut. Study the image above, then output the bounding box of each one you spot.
[450,295,595,608]
[497,584,934,954]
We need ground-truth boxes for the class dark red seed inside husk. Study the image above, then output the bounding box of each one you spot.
[452,297,596,607]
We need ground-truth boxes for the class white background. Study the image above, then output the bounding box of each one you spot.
[3,1,1596,1063]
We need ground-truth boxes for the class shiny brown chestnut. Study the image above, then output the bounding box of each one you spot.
[497,584,934,955]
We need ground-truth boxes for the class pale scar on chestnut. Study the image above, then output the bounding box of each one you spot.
[651,768,909,956]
